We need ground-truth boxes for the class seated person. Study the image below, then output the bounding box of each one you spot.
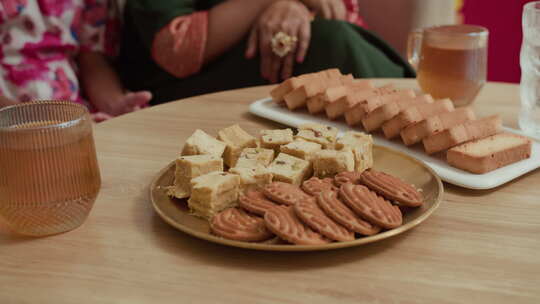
[0,0,151,121]
[119,0,415,105]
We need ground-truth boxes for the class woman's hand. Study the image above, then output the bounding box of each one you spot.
[245,0,312,83]
[90,112,113,123]
[301,0,346,20]
[101,90,152,117]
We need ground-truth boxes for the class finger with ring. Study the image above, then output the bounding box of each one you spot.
[271,31,298,57]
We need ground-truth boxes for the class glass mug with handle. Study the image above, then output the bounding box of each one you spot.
[0,101,101,236]
[408,24,489,107]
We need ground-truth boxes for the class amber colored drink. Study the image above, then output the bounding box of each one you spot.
[409,25,488,107]
[0,102,101,236]
[417,44,487,106]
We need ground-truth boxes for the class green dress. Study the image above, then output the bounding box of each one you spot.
[118,0,415,104]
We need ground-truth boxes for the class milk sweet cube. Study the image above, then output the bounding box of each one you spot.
[280,140,322,161]
[335,131,370,150]
[254,138,262,148]
[335,131,373,172]
[295,123,338,149]
[229,166,273,192]
[173,155,224,199]
[188,172,240,219]
[217,124,257,168]
[181,129,226,157]
[260,129,294,151]
[267,153,311,185]
[312,150,355,178]
[235,147,275,168]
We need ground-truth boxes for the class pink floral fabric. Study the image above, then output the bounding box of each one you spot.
[343,0,366,28]
[0,0,107,106]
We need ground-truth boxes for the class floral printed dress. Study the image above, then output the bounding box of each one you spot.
[0,0,108,107]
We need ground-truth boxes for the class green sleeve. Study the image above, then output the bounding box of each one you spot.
[125,0,196,49]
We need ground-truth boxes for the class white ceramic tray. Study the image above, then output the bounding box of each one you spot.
[249,97,540,190]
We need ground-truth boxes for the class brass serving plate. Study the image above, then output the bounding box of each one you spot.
[150,145,443,251]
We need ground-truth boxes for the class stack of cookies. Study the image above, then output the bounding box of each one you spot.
[210,169,424,245]
[168,123,374,221]
[271,69,532,174]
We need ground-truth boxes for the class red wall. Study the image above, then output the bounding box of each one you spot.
[462,0,532,83]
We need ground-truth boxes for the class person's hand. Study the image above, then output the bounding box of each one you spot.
[245,0,312,83]
[301,0,346,20]
[90,112,113,123]
[101,90,152,117]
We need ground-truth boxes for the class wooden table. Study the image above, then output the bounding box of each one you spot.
[2,80,539,303]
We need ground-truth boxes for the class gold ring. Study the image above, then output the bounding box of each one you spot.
[271,31,298,57]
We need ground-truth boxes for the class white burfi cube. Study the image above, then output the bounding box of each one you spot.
[260,129,294,151]
[229,166,273,192]
[181,129,226,157]
[267,153,311,186]
[312,150,355,178]
[280,140,322,161]
[235,147,275,168]
[217,124,257,167]
[188,172,240,219]
[335,131,373,173]
[295,123,338,149]
[173,154,223,199]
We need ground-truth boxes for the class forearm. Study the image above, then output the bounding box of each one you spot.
[77,51,125,113]
[204,0,276,62]
[0,95,17,108]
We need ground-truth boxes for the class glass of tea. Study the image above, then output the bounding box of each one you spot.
[0,101,101,236]
[408,24,489,107]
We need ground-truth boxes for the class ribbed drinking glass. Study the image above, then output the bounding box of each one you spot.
[0,101,101,236]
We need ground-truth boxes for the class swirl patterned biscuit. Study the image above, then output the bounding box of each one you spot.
[317,190,381,235]
[339,184,403,229]
[211,208,274,242]
[333,171,363,187]
[263,182,312,206]
[238,190,278,216]
[264,205,330,245]
[301,177,337,196]
[360,170,423,207]
[294,197,354,241]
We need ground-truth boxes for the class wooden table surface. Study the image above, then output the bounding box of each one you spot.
[2,79,539,303]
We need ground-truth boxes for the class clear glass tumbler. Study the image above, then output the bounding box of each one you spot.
[0,101,101,236]
[408,24,489,107]
[520,1,540,139]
